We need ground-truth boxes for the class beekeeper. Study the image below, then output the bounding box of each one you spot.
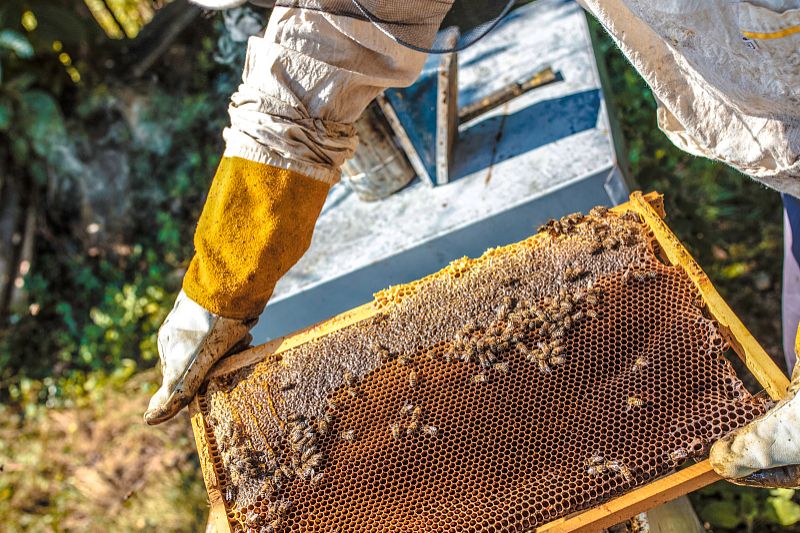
[144,0,800,487]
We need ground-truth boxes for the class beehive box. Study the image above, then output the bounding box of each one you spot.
[190,192,789,533]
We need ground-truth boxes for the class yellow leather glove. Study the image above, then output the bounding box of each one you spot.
[184,157,330,319]
[144,157,330,425]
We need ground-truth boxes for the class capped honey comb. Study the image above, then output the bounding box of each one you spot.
[194,198,771,532]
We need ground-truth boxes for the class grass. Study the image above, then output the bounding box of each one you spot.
[0,371,208,532]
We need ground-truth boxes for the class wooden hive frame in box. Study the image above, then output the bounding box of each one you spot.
[190,191,789,533]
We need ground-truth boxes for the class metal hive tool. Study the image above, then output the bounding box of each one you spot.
[190,192,789,533]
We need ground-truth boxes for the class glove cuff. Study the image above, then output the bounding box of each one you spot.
[183,156,331,320]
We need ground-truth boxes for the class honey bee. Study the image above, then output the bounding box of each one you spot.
[622,230,638,246]
[217,439,230,454]
[398,353,412,366]
[288,427,305,445]
[632,356,649,372]
[562,315,573,330]
[390,423,402,440]
[493,361,510,373]
[303,451,323,469]
[633,270,658,282]
[603,236,620,249]
[271,469,286,490]
[316,413,333,435]
[588,241,604,255]
[622,267,632,284]
[538,219,558,235]
[472,372,488,384]
[310,472,326,486]
[280,463,295,479]
[245,510,264,526]
[537,341,553,357]
[279,381,296,392]
[340,429,356,442]
[327,398,341,412]
[585,309,599,319]
[586,455,608,476]
[499,330,515,344]
[299,446,316,463]
[607,460,634,482]
[411,406,424,421]
[401,403,414,416]
[565,266,587,282]
[571,310,583,322]
[537,359,552,375]
[550,355,566,366]
[276,500,292,519]
[584,292,599,306]
[406,419,421,436]
[423,425,439,437]
[409,369,419,388]
[343,371,357,387]
[496,304,511,321]
[621,211,642,224]
[590,206,609,217]
[626,396,645,410]
[297,464,316,480]
[669,447,688,463]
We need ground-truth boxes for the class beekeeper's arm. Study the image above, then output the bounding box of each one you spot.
[144,5,450,425]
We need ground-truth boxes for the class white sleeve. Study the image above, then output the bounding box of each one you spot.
[222,7,434,183]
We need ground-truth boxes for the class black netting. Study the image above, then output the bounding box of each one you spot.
[274,0,516,53]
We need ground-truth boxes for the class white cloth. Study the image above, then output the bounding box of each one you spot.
[581,0,800,195]
[223,7,433,183]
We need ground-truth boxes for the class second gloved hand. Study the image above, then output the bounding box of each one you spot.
[710,330,800,488]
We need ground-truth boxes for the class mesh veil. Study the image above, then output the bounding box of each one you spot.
[273,0,517,52]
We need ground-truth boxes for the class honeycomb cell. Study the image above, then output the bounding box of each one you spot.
[196,207,769,532]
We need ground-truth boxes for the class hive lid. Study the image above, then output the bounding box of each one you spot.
[191,192,788,533]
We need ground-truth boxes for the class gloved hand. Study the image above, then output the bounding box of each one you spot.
[144,290,255,425]
[144,158,332,425]
[710,331,800,488]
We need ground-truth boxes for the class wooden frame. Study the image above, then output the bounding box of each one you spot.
[191,191,789,532]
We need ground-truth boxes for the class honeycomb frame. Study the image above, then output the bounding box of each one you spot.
[190,191,790,533]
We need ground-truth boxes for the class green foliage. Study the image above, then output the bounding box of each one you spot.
[693,483,800,532]
[766,489,800,527]
[0,2,233,407]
